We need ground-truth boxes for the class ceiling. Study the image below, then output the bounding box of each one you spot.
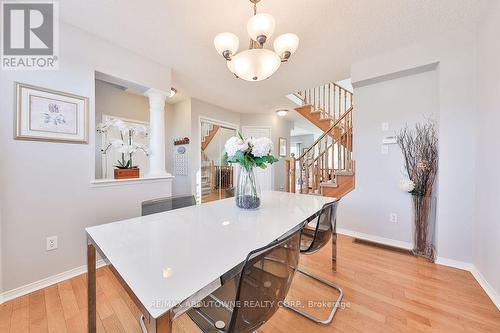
[60,0,489,114]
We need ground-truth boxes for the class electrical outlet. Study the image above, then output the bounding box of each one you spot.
[390,213,398,223]
[381,145,389,155]
[46,236,58,251]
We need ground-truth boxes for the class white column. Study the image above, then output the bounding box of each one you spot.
[144,88,170,177]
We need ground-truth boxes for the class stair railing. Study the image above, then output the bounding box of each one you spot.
[295,83,353,123]
[286,107,353,194]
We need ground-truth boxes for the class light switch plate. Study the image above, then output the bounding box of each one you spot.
[382,122,389,131]
[381,145,389,155]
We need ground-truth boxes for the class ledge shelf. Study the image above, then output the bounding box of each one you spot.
[90,175,174,188]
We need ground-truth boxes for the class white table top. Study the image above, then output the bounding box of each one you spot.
[86,191,334,319]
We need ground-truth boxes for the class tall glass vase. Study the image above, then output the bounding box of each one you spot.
[235,167,261,209]
[412,195,436,262]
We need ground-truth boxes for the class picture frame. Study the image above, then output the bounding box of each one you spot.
[15,82,89,144]
[279,137,287,157]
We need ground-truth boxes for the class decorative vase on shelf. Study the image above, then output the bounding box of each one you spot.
[236,167,261,209]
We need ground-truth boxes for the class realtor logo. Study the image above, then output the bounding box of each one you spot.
[1,1,59,70]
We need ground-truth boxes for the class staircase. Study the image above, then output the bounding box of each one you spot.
[201,123,220,151]
[285,82,355,198]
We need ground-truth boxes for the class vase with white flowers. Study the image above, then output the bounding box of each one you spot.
[97,119,150,179]
[224,133,278,209]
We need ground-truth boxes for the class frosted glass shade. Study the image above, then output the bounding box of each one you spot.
[214,32,239,56]
[273,33,299,57]
[227,49,281,81]
[247,13,275,42]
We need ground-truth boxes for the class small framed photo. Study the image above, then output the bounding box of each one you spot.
[16,82,89,143]
[279,137,287,157]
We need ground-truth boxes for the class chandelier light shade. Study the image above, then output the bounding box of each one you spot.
[214,32,239,58]
[227,49,281,82]
[247,13,276,44]
[274,33,300,60]
[214,0,299,82]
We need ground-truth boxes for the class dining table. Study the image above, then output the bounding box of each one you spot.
[86,191,336,333]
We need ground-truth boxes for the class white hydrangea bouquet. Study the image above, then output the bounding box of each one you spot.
[224,133,278,209]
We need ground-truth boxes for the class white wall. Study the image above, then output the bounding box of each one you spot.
[346,37,478,264]
[170,99,192,195]
[291,134,315,154]
[474,1,500,302]
[0,23,172,291]
[341,70,438,244]
[240,113,292,191]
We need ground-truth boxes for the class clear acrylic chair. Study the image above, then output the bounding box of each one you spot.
[141,195,196,216]
[186,228,302,332]
[284,199,344,325]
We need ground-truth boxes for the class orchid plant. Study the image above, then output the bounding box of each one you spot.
[224,133,278,171]
[97,119,150,169]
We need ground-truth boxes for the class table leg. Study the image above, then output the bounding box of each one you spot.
[151,311,173,333]
[87,243,96,333]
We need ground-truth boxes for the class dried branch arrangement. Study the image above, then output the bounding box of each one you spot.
[397,120,438,260]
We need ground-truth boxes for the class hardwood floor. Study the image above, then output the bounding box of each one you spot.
[1,235,499,332]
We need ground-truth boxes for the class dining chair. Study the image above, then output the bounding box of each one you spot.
[141,195,196,216]
[186,227,302,332]
[284,199,344,326]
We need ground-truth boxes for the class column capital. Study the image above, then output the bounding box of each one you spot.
[144,88,169,107]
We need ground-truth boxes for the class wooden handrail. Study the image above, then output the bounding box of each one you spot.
[286,82,354,195]
[297,106,353,161]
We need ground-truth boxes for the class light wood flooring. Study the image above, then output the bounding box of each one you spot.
[1,235,499,332]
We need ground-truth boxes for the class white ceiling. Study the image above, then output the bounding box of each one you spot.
[60,0,489,114]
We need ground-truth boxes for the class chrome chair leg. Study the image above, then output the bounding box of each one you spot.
[140,315,148,333]
[332,231,337,272]
[284,268,343,325]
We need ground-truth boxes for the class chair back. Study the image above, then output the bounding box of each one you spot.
[227,229,301,333]
[302,199,340,254]
[141,195,196,216]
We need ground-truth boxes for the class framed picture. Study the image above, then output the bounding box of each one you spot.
[279,137,287,157]
[16,82,89,143]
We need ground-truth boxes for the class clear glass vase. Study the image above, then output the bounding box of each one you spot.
[412,195,436,262]
[235,167,261,209]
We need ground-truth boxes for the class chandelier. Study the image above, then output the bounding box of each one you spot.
[213,0,299,82]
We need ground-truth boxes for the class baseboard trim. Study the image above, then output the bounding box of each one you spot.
[337,228,413,250]
[0,259,106,305]
[470,266,500,310]
[435,256,473,271]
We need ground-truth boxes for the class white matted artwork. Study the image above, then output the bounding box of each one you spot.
[16,82,89,143]
[100,115,150,179]
[279,137,287,157]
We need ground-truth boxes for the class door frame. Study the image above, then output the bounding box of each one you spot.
[241,126,274,191]
[197,116,239,203]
